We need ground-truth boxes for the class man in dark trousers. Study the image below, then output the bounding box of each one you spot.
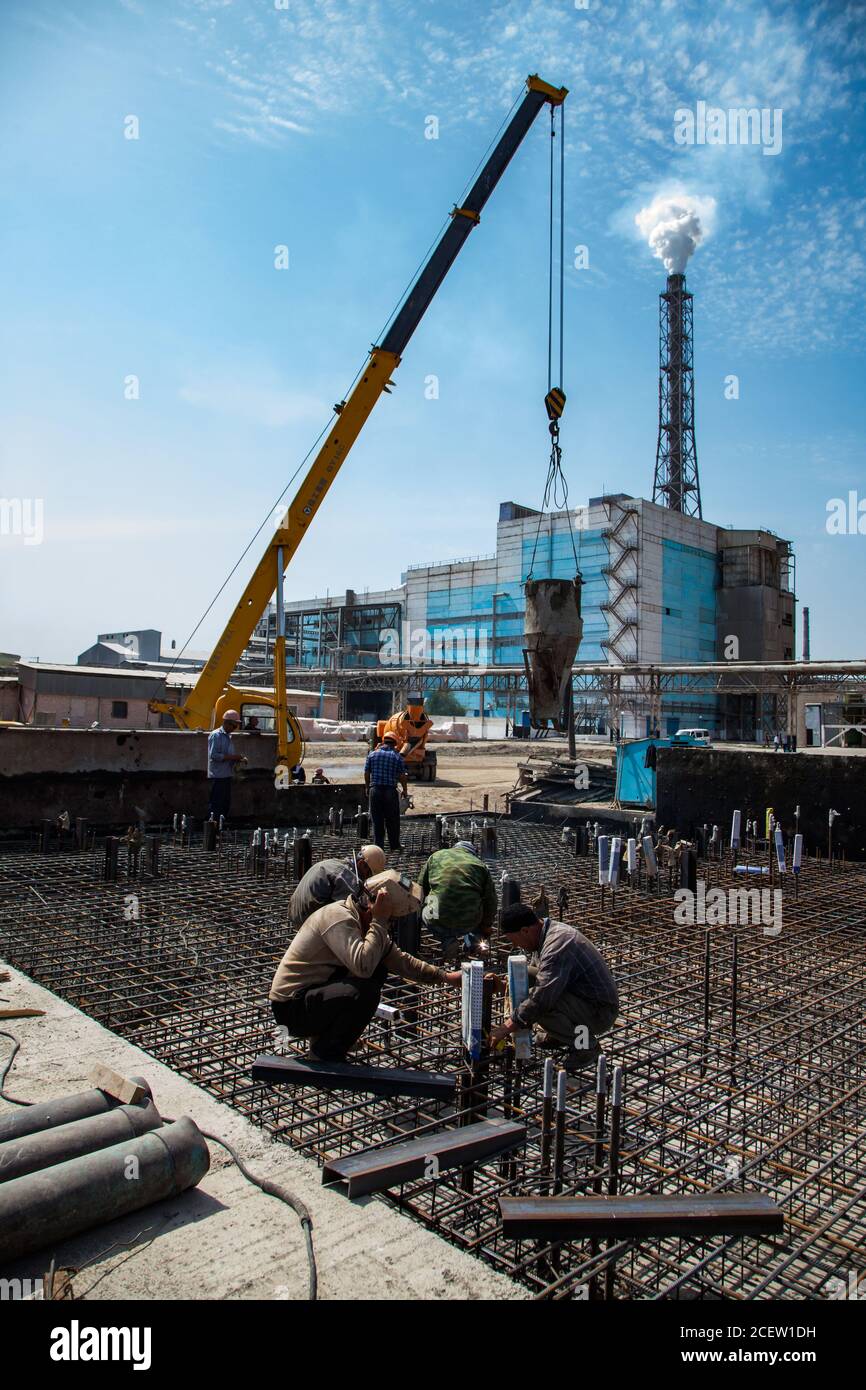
[206,709,245,821]
[269,870,461,1061]
[491,903,619,1073]
[364,730,408,851]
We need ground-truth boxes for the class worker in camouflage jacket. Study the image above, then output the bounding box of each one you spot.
[419,842,497,955]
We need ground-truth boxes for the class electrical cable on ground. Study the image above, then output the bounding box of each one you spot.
[0,1031,32,1106]
[161,1114,317,1301]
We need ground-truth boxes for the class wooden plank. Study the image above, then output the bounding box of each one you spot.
[252,1054,455,1101]
[0,1008,45,1020]
[323,1120,526,1197]
[499,1193,784,1240]
[87,1063,148,1106]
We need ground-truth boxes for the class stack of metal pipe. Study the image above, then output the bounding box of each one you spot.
[0,1076,209,1263]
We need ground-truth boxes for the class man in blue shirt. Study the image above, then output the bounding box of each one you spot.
[207,709,245,822]
[364,730,408,852]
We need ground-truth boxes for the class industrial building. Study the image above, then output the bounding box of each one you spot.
[0,662,336,730]
[76,629,208,673]
[251,497,795,737]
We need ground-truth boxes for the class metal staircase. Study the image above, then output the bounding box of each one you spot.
[601,501,640,663]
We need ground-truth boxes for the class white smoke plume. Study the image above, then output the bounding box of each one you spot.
[635,193,716,274]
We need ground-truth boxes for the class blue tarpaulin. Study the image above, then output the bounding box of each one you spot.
[615,738,675,808]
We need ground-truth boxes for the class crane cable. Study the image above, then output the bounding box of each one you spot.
[529,101,580,579]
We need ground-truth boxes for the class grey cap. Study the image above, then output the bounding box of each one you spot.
[454,840,479,857]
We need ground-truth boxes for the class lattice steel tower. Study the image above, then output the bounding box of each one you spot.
[653,272,702,518]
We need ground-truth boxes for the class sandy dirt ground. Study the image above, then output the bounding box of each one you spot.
[308,737,614,814]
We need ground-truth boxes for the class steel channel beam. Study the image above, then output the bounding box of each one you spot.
[322,1119,526,1197]
[499,1193,784,1241]
[252,1054,456,1101]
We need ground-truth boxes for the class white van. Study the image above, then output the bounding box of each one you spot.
[672,728,712,746]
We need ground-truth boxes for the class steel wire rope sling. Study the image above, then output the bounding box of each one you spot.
[528,100,580,579]
[524,102,583,733]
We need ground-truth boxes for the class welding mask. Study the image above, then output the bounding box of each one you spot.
[364,869,424,918]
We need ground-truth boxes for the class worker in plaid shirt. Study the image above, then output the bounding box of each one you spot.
[364,731,409,851]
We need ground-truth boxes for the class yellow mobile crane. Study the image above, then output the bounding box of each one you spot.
[151,76,568,775]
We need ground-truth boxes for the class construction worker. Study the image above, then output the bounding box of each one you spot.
[207,710,245,822]
[419,841,497,956]
[269,870,462,1062]
[364,730,408,852]
[311,768,330,784]
[491,903,619,1073]
[288,844,385,928]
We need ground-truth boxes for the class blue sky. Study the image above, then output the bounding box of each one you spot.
[1,0,864,662]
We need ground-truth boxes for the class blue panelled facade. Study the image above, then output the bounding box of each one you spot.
[661,541,718,662]
[520,527,609,665]
[659,539,720,733]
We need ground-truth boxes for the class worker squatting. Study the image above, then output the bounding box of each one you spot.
[268,839,619,1076]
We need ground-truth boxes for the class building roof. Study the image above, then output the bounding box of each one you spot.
[92,642,135,658]
[17,661,192,687]
[14,663,332,696]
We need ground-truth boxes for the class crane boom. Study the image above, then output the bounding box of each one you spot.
[152,74,567,760]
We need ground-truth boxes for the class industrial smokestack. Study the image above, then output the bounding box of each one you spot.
[653,272,702,518]
[636,193,714,520]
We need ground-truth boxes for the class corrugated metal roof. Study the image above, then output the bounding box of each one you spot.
[17,661,192,687]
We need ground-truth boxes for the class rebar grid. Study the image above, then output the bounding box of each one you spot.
[1,819,864,1301]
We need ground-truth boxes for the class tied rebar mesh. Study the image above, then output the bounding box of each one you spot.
[0,819,864,1301]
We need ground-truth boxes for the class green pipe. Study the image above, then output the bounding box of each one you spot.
[0,1117,210,1263]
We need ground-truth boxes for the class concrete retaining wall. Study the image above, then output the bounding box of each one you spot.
[0,728,365,828]
[656,747,866,859]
